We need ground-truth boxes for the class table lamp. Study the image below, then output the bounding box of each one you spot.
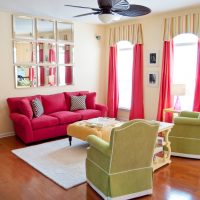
[171,84,186,110]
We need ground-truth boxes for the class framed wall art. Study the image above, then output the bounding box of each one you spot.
[147,71,159,87]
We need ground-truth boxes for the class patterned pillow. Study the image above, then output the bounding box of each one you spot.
[31,98,44,117]
[70,95,86,111]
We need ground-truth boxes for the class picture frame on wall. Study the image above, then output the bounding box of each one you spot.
[148,50,159,67]
[147,71,159,87]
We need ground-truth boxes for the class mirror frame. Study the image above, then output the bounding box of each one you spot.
[36,18,56,41]
[57,21,74,42]
[13,15,35,39]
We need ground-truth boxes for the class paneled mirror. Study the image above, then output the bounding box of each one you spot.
[58,66,73,86]
[38,66,57,87]
[37,19,55,39]
[13,16,34,38]
[15,65,37,88]
[37,43,56,63]
[14,41,36,64]
[58,44,73,64]
[13,15,74,88]
[57,22,73,42]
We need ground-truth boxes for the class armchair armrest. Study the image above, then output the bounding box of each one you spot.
[95,103,108,117]
[174,117,200,126]
[10,113,33,143]
[87,135,111,157]
[179,111,200,118]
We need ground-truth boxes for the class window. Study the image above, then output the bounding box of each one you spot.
[117,41,133,109]
[173,33,198,110]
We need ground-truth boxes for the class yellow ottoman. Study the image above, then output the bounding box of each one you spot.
[67,119,123,145]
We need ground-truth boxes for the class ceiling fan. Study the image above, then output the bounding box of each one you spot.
[65,0,151,23]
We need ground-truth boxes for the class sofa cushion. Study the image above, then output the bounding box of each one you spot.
[86,92,96,109]
[7,95,41,113]
[64,92,80,110]
[31,98,44,118]
[31,115,59,130]
[19,98,33,119]
[42,93,67,114]
[70,95,86,111]
[50,111,82,124]
[74,109,102,120]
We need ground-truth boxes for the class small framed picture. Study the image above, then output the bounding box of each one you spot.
[147,72,159,87]
[148,50,159,67]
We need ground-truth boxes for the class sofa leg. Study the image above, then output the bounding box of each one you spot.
[68,136,72,146]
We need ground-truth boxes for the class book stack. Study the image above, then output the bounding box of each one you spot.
[153,136,165,162]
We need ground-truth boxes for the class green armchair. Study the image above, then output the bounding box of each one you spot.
[86,120,159,200]
[169,111,200,159]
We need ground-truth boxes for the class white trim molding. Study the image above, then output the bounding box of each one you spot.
[0,132,15,139]
[171,152,200,159]
[87,180,152,200]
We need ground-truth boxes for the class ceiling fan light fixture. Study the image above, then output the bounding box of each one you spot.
[98,14,117,23]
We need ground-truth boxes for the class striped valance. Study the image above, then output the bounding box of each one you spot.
[109,23,143,46]
[163,13,200,41]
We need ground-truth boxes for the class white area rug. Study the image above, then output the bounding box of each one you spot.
[12,138,88,189]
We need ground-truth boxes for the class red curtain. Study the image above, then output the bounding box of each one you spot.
[39,43,44,62]
[65,45,70,64]
[107,46,119,118]
[193,39,200,111]
[49,48,56,63]
[38,43,45,86]
[40,67,45,86]
[65,67,72,85]
[157,41,174,122]
[48,45,56,85]
[129,44,144,120]
[29,67,34,87]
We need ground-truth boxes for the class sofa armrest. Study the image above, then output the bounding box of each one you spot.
[87,135,111,157]
[95,103,107,117]
[174,117,200,126]
[179,111,200,118]
[10,113,33,143]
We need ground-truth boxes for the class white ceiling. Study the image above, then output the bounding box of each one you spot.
[1,0,200,24]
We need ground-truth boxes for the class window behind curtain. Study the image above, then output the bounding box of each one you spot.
[173,33,198,110]
[117,41,133,110]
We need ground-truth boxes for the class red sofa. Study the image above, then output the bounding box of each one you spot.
[7,91,107,144]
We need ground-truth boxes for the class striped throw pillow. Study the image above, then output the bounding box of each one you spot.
[31,98,44,117]
[70,95,86,111]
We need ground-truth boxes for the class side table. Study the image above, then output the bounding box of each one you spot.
[163,108,181,122]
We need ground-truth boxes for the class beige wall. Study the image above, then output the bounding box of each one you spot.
[106,6,200,121]
[1,6,200,135]
[0,11,107,135]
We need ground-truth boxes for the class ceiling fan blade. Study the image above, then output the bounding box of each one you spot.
[65,4,100,12]
[115,4,151,17]
[112,0,130,11]
[73,12,101,18]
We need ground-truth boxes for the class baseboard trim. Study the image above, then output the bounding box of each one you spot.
[0,132,15,139]
[171,152,200,159]
[87,180,152,200]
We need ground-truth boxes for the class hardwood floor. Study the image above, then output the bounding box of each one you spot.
[0,136,200,200]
